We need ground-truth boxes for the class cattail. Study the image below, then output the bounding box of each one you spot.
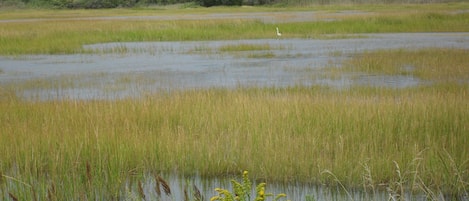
[8,192,19,201]
[157,175,171,196]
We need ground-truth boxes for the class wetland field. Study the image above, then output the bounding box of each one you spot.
[1,3,469,201]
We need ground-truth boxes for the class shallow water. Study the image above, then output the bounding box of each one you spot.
[124,173,449,201]
[1,33,468,100]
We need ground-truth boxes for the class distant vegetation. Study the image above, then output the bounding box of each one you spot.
[1,10,468,55]
[0,0,465,8]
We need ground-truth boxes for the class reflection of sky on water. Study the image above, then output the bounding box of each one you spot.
[1,33,468,100]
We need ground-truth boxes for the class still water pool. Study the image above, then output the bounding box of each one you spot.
[1,33,468,100]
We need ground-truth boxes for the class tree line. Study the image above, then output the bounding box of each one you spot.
[0,0,288,8]
[0,0,459,8]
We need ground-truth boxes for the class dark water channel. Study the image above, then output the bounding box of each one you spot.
[0,32,468,100]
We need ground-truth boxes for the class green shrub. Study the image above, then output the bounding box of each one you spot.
[211,171,288,201]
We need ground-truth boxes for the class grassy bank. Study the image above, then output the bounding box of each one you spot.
[0,3,468,55]
[1,48,468,200]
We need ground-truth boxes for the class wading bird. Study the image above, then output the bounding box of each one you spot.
[276,27,282,38]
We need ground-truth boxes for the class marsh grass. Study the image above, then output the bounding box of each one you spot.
[1,5,469,199]
[187,43,285,58]
[218,43,280,59]
[342,48,469,83]
[1,47,468,200]
[1,9,469,55]
[246,52,276,58]
[1,83,468,199]
[219,43,273,52]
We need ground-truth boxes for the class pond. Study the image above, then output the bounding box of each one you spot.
[0,32,468,100]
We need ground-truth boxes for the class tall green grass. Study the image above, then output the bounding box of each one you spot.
[1,84,468,199]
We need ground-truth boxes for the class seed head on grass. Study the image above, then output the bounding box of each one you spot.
[138,180,146,201]
[157,175,171,196]
[194,184,203,201]
[8,192,19,201]
[154,174,161,197]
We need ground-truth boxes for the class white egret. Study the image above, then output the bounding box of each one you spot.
[276,27,282,38]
